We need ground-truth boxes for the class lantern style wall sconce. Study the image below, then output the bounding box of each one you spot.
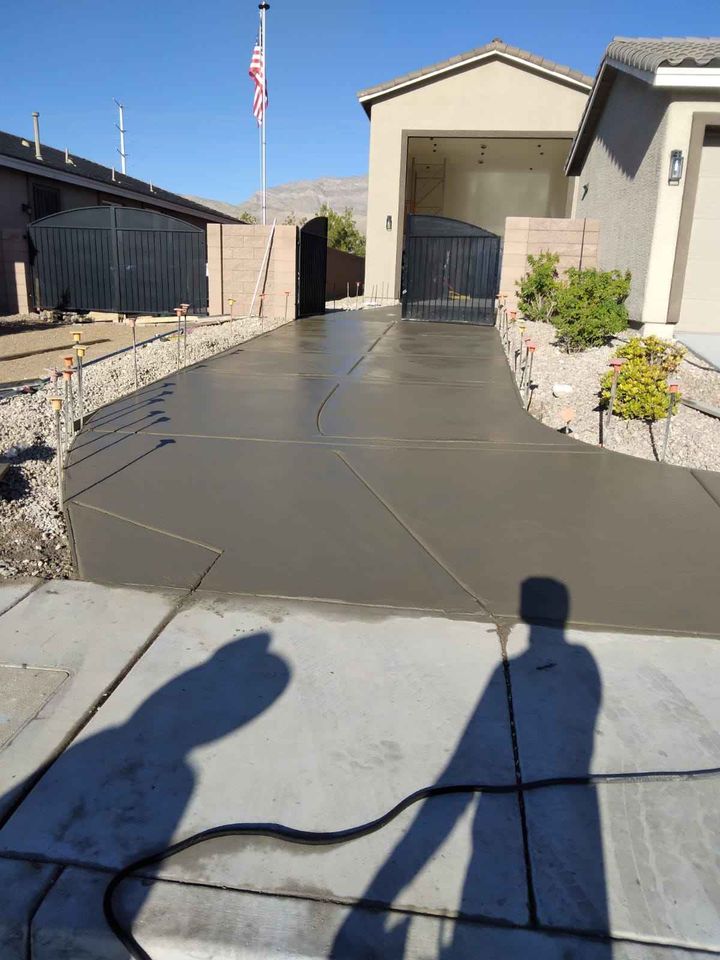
[386,215,393,231]
[668,149,684,185]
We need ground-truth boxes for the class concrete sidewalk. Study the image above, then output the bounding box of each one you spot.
[0,580,719,958]
[63,308,720,634]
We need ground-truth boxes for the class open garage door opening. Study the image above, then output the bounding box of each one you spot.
[401,135,574,324]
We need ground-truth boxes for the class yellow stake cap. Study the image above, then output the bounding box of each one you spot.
[72,331,81,343]
[50,396,63,411]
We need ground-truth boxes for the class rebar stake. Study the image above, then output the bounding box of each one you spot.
[525,343,536,407]
[50,395,64,509]
[75,345,86,428]
[181,304,190,364]
[605,357,626,445]
[174,308,183,369]
[661,381,680,462]
[284,291,290,323]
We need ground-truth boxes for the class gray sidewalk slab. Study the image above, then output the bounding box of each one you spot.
[0,858,58,960]
[198,348,357,377]
[0,595,528,925]
[0,580,181,818]
[33,865,717,960]
[507,624,720,947]
[0,577,38,615]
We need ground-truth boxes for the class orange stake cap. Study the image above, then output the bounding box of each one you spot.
[668,381,680,393]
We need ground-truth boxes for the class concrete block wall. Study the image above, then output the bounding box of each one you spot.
[499,217,600,314]
[208,224,297,322]
[0,229,31,314]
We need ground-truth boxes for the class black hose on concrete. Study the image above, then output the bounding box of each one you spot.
[104,764,720,959]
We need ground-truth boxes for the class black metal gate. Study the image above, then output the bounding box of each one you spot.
[402,215,501,325]
[29,206,208,314]
[296,216,328,317]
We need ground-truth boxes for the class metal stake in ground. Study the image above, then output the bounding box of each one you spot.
[174,308,183,370]
[525,342,536,407]
[661,380,680,463]
[62,356,75,440]
[129,317,139,391]
[181,304,190,364]
[519,336,532,388]
[75,345,86,428]
[284,290,290,323]
[50,396,64,509]
[605,357,626,445]
[516,323,526,381]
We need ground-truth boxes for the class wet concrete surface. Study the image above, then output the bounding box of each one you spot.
[66,308,720,633]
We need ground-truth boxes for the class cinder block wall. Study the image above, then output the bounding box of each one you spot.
[0,230,32,314]
[499,217,600,315]
[208,223,297,321]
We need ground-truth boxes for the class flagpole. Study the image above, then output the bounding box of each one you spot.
[259,1,269,226]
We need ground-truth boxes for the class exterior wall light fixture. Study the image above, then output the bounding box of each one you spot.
[386,215,393,231]
[668,149,684,185]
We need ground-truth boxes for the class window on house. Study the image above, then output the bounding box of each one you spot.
[32,183,61,220]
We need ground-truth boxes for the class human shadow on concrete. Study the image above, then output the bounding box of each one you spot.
[0,631,290,945]
[330,577,608,958]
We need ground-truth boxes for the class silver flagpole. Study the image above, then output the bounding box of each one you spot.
[259,2,269,226]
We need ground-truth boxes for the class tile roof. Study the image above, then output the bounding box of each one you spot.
[607,37,720,73]
[0,130,239,223]
[357,38,593,108]
[566,36,720,175]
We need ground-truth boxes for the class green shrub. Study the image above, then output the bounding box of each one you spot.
[599,336,686,421]
[516,252,560,323]
[552,268,631,351]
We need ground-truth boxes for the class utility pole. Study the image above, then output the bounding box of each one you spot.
[114,99,127,175]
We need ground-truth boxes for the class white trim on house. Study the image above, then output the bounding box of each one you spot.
[358,50,592,105]
[607,57,720,88]
[0,154,236,223]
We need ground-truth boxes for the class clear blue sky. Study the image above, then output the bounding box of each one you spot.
[0,0,716,203]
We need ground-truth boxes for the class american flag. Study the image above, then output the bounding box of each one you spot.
[249,38,267,124]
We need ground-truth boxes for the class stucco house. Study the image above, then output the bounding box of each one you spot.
[568,37,720,336]
[358,39,593,303]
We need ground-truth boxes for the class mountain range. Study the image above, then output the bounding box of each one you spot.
[187,174,368,230]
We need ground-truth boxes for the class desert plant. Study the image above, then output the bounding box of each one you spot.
[552,267,631,351]
[516,252,560,323]
[599,336,686,421]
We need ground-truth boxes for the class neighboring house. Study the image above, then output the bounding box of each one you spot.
[0,118,239,315]
[567,37,720,335]
[358,39,593,301]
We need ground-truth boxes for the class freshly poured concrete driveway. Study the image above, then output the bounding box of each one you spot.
[66,308,720,633]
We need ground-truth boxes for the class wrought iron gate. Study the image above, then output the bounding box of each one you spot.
[29,206,208,314]
[402,215,501,324]
[296,216,328,317]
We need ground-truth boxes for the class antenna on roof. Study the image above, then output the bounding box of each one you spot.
[113,99,127,175]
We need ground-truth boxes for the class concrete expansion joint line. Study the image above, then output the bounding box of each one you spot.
[332,449,494,617]
[496,621,539,926]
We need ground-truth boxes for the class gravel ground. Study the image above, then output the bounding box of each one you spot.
[513,319,720,471]
[0,314,286,580]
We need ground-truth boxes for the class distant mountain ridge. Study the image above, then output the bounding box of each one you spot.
[186,174,368,230]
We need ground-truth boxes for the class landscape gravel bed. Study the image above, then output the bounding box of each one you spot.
[514,319,720,472]
[0,315,285,580]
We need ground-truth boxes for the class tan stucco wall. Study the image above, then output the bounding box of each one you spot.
[207,223,297,321]
[364,57,589,299]
[499,217,599,315]
[572,73,670,324]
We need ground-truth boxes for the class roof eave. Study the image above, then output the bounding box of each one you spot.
[0,153,239,224]
[357,47,592,116]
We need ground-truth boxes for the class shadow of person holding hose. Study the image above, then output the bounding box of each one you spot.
[330,577,609,958]
[0,631,290,949]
